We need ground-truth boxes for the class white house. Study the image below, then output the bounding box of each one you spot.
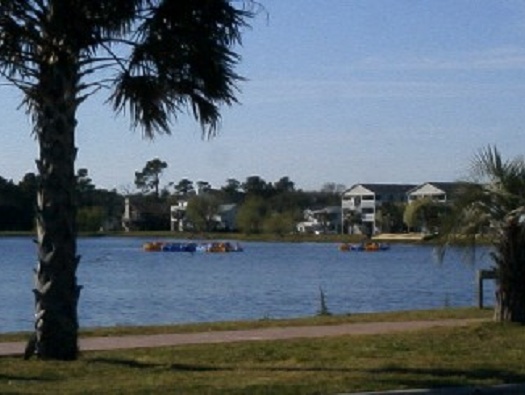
[296,206,342,234]
[341,183,416,235]
[171,201,238,232]
[407,182,466,203]
[170,200,189,231]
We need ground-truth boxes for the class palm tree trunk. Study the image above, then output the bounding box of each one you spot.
[31,56,82,360]
[493,218,525,323]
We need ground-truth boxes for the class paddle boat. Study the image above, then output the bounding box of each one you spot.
[161,242,198,253]
[142,241,163,252]
[142,241,243,253]
[339,241,390,252]
[203,241,243,253]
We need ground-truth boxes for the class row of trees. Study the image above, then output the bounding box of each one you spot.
[133,158,345,200]
[0,173,37,230]
[131,158,477,236]
[0,170,123,232]
[128,157,346,233]
[185,194,299,235]
[4,157,453,237]
[0,166,345,233]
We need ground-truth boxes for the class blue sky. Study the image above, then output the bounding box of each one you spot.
[1,0,525,192]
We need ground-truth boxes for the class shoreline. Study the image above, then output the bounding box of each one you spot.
[0,230,432,244]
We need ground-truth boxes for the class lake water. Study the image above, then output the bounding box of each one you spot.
[0,237,495,333]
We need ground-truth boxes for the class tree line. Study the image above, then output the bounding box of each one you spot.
[131,158,346,234]
[0,159,345,233]
[0,170,123,232]
[0,157,473,236]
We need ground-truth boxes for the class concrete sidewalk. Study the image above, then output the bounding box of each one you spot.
[342,383,525,394]
[0,318,484,357]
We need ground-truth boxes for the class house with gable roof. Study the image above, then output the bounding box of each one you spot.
[170,198,239,232]
[407,182,467,203]
[405,182,470,233]
[341,183,416,235]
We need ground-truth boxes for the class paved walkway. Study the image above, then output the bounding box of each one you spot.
[0,318,485,357]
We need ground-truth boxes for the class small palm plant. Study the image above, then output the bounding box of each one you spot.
[440,146,525,323]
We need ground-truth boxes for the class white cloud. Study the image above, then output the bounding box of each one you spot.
[242,77,525,104]
[353,46,525,72]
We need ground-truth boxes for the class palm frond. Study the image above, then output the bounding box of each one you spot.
[1,0,255,138]
[108,0,252,138]
[110,72,183,137]
[471,145,504,183]
[0,1,43,82]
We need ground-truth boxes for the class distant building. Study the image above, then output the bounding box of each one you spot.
[341,183,416,235]
[407,182,467,203]
[170,200,189,231]
[122,197,169,231]
[171,200,238,232]
[122,197,139,232]
[213,203,238,232]
[296,206,342,234]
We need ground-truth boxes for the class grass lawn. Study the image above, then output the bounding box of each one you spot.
[2,308,524,394]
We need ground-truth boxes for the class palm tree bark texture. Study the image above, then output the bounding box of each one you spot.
[493,215,525,323]
[33,48,82,360]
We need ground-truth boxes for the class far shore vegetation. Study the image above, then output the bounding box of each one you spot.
[2,229,369,243]
[0,230,491,247]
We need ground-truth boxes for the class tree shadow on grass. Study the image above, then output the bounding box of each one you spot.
[87,357,525,390]
[249,366,355,373]
[0,373,55,383]
[169,363,232,372]
[88,357,158,369]
[88,357,233,372]
[368,365,525,390]
[87,357,358,374]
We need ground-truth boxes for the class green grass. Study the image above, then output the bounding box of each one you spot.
[2,308,516,394]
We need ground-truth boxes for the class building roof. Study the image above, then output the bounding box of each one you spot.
[407,182,470,198]
[218,203,237,213]
[311,206,341,214]
[344,183,417,196]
